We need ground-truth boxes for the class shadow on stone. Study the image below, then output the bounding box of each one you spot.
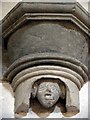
[30,97,66,118]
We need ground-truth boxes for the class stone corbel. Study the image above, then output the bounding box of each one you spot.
[2,1,89,118]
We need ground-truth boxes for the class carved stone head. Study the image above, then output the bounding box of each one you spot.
[37,81,62,108]
[31,78,65,108]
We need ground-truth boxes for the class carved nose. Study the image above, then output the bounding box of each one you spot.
[46,88,51,92]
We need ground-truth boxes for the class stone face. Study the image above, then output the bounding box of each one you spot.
[32,79,64,108]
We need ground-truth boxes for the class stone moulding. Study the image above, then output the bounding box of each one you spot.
[4,53,88,85]
[2,2,90,40]
[3,53,88,114]
[4,53,88,114]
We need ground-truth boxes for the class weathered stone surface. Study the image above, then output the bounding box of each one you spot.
[1,1,89,118]
[4,56,88,116]
[22,0,76,2]
[7,22,88,66]
[14,74,79,116]
[2,2,90,39]
[14,80,32,113]
[32,79,65,108]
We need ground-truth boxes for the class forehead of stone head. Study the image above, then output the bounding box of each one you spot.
[33,78,62,88]
[38,81,60,89]
[32,78,66,98]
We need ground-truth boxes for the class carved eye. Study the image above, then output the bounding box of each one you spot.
[50,85,60,93]
[51,85,56,90]
[51,87,55,91]
[39,86,46,91]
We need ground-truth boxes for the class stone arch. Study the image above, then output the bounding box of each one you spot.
[14,74,79,115]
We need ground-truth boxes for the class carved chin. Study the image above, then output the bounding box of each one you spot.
[37,93,60,108]
[37,96,58,108]
[40,100,56,108]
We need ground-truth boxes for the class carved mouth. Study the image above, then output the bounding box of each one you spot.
[45,93,54,100]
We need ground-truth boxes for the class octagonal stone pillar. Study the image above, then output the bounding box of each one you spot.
[2,1,90,117]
